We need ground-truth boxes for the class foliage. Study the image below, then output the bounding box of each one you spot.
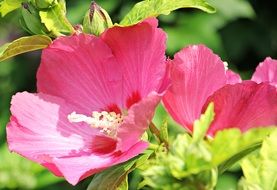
[120,0,215,25]
[87,150,153,190]
[239,130,277,190]
[0,0,24,17]
[0,35,51,62]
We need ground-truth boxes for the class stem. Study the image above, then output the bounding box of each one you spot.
[149,122,169,150]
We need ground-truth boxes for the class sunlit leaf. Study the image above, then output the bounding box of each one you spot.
[0,0,24,17]
[120,0,216,26]
[210,127,275,173]
[0,35,52,62]
[39,3,74,37]
[192,102,214,143]
[240,130,277,190]
[87,151,153,190]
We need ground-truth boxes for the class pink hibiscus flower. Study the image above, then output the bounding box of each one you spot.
[163,45,277,136]
[7,18,167,185]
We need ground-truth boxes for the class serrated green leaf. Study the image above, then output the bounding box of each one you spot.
[192,102,214,143]
[0,35,52,62]
[87,152,153,190]
[210,127,275,173]
[0,0,24,17]
[120,0,216,26]
[39,3,74,37]
[240,130,277,190]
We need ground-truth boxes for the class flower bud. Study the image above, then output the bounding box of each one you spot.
[83,1,113,36]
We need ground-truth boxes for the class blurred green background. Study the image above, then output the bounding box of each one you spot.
[0,0,276,189]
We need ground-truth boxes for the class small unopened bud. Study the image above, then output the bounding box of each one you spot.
[83,1,113,36]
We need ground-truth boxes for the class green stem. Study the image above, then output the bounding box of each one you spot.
[149,122,169,150]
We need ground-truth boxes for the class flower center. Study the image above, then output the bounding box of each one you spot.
[67,111,123,138]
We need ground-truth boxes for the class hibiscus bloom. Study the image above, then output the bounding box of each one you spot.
[163,45,277,136]
[7,18,167,185]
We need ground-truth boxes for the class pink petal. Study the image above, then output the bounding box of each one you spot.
[117,91,162,152]
[101,18,167,108]
[203,81,277,136]
[162,45,227,131]
[53,141,148,185]
[226,70,242,84]
[37,34,123,114]
[252,57,277,87]
[7,92,115,172]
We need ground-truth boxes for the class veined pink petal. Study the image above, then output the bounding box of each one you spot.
[226,70,242,84]
[203,81,277,136]
[53,141,148,185]
[7,92,117,171]
[37,34,123,114]
[117,91,162,152]
[101,18,167,108]
[252,57,277,87]
[163,45,227,131]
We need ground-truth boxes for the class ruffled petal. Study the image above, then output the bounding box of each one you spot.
[37,34,123,113]
[117,91,162,151]
[203,81,277,136]
[226,70,242,84]
[53,141,148,185]
[163,45,227,131]
[7,92,115,170]
[252,57,277,87]
[101,18,167,108]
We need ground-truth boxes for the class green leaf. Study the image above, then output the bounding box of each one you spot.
[0,35,52,62]
[240,130,277,190]
[192,102,214,143]
[87,152,153,190]
[0,0,24,17]
[21,3,49,35]
[120,0,216,26]
[39,3,74,37]
[210,127,275,173]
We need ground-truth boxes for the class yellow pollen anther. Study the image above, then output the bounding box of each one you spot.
[67,111,123,138]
